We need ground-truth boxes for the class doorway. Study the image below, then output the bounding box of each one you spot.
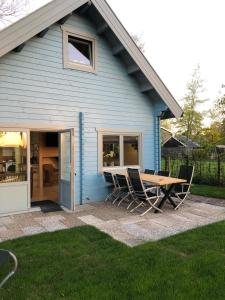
[30,131,59,208]
[30,129,74,211]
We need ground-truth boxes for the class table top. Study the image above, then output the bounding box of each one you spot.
[112,170,187,186]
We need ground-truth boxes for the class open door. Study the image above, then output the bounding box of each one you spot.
[59,129,74,210]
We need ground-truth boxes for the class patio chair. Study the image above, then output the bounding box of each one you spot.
[0,250,18,288]
[127,168,162,216]
[170,165,195,210]
[114,174,135,207]
[157,170,170,177]
[103,172,120,202]
[144,169,155,175]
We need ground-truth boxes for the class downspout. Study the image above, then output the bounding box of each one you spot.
[79,112,84,205]
[155,115,161,172]
[157,116,161,171]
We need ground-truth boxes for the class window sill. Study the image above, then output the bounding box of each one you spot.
[64,61,96,74]
[0,181,28,187]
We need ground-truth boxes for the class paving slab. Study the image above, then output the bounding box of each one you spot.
[0,195,225,246]
[78,215,105,226]
[22,226,46,235]
[0,225,7,233]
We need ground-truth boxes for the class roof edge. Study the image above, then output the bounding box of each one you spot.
[92,0,183,118]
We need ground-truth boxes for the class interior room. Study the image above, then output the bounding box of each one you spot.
[30,131,59,205]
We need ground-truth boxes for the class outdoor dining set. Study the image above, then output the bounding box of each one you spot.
[103,165,195,216]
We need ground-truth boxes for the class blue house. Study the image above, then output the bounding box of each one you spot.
[0,0,183,215]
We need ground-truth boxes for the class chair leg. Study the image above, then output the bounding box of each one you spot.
[130,202,143,213]
[127,200,136,210]
[105,188,117,202]
[117,193,129,207]
[112,191,123,205]
[140,206,153,217]
[174,193,189,210]
[174,197,186,210]
[140,199,163,216]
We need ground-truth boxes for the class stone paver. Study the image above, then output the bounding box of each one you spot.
[22,226,46,235]
[1,195,225,246]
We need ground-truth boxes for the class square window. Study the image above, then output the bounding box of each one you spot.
[99,132,142,170]
[63,27,96,73]
[68,36,92,66]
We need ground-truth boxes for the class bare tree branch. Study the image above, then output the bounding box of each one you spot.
[0,0,28,24]
[131,33,145,53]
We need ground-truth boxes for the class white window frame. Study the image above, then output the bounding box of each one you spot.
[0,128,30,186]
[62,25,96,73]
[97,128,143,172]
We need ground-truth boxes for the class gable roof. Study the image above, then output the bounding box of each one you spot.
[162,136,186,148]
[0,0,183,118]
[161,127,173,144]
[178,136,200,148]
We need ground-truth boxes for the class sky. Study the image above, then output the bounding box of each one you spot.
[1,0,225,117]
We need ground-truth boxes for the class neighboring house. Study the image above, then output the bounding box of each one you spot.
[162,135,199,149]
[0,0,182,215]
[162,132,199,158]
[161,127,173,145]
[178,136,200,149]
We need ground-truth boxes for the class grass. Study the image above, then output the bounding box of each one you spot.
[191,184,225,199]
[1,224,225,299]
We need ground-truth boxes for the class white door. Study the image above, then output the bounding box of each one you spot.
[59,129,75,210]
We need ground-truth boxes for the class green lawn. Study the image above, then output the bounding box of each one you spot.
[191,184,225,199]
[1,224,225,299]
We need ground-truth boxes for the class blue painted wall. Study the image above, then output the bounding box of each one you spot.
[0,14,166,205]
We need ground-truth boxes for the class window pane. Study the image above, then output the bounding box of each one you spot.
[68,36,92,66]
[0,132,27,183]
[124,136,139,165]
[103,136,120,167]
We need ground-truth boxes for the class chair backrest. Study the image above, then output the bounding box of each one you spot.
[115,174,129,190]
[144,169,155,175]
[0,250,18,288]
[178,165,195,184]
[103,172,115,185]
[127,168,145,193]
[157,170,170,177]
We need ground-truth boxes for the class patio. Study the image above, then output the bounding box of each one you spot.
[1,196,225,246]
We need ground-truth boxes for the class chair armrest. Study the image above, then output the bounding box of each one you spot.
[180,182,191,193]
[144,186,158,192]
[144,186,160,196]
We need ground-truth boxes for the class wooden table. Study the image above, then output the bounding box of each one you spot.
[112,170,186,210]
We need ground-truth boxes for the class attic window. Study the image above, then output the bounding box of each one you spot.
[63,26,96,73]
[68,36,92,66]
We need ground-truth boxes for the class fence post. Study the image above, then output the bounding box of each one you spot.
[217,154,221,185]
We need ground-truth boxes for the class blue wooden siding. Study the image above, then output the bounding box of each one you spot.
[0,14,166,204]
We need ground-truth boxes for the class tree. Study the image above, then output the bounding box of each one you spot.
[131,33,145,53]
[198,122,222,149]
[217,94,225,143]
[198,93,225,148]
[217,94,225,116]
[175,65,206,140]
[0,0,28,23]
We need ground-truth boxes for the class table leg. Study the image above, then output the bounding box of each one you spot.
[155,184,177,213]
